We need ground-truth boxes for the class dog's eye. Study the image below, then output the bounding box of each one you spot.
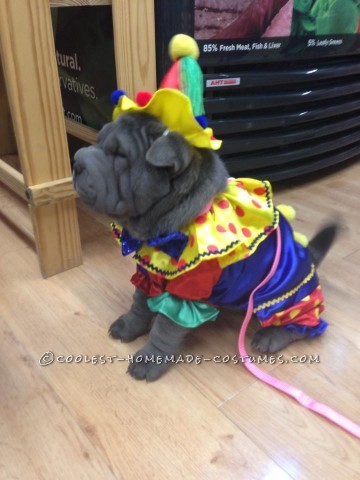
[102,135,119,156]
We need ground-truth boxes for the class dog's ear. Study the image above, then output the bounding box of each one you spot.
[145,131,194,175]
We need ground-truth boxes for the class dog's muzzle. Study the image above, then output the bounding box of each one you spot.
[73,146,131,218]
[73,149,98,206]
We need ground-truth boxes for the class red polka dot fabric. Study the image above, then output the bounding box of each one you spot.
[113,178,278,279]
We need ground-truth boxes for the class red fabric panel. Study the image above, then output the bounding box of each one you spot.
[262,286,324,328]
[160,60,181,90]
[166,258,222,301]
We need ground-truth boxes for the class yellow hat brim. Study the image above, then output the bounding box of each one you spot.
[112,88,222,151]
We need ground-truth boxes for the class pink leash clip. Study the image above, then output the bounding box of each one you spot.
[238,226,360,440]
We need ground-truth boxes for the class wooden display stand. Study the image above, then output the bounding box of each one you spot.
[0,0,156,277]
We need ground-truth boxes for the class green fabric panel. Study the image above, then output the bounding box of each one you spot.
[147,292,219,328]
[180,56,205,117]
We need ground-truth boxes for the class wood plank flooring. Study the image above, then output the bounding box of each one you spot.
[0,159,359,479]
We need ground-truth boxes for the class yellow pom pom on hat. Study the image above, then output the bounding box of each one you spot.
[169,34,200,61]
[112,88,222,150]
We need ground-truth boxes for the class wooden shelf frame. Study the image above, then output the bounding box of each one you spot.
[0,0,156,277]
[0,0,82,277]
[0,158,27,201]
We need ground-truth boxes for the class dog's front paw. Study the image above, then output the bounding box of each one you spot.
[251,326,306,353]
[109,314,150,343]
[127,343,172,381]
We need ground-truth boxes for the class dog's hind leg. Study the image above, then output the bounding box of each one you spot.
[251,285,327,353]
[109,288,154,342]
[127,314,190,381]
[251,326,308,353]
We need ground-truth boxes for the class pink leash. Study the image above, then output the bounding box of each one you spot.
[238,226,360,440]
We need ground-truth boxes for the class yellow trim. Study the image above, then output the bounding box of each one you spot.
[253,264,316,313]
[113,89,222,150]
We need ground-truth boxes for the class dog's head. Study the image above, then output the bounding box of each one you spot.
[73,112,228,240]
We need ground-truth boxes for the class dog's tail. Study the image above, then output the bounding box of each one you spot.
[308,222,343,267]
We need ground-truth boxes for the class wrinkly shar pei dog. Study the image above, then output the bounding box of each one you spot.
[73,111,338,381]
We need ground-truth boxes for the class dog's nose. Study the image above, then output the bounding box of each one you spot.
[73,160,84,176]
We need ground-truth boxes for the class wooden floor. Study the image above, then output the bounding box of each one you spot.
[0,159,359,479]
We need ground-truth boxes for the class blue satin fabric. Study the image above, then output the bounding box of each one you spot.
[120,228,142,255]
[121,228,188,260]
[208,214,320,322]
[284,320,328,337]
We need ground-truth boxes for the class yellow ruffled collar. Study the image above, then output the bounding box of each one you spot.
[112,178,279,279]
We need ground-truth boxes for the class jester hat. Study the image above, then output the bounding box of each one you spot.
[111,34,222,151]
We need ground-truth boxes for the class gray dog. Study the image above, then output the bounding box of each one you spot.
[73,111,337,381]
